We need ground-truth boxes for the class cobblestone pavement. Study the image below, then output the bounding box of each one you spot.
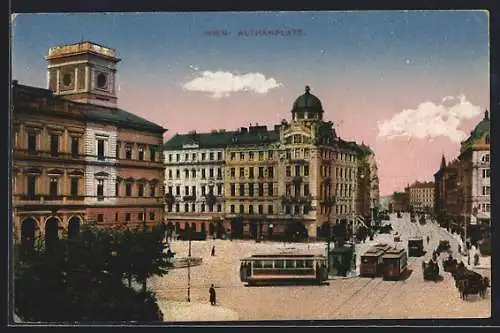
[150,214,491,321]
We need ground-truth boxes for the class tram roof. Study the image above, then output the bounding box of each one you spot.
[241,253,325,260]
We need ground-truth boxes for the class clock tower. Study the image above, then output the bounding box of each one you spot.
[45,41,121,108]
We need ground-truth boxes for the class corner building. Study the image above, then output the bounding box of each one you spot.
[163,86,378,240]
[12,41,166,248]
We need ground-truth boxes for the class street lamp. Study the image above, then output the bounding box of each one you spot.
[457,181,468,256]
[187,226,192,302]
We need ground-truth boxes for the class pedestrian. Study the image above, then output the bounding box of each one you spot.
[211,245,215,256]
[209,284,216,306]
[426,236,430,244]
[468,253,471,266]
[458,244,462,255]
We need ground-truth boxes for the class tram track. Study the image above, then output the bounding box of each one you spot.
[329,278,385,316]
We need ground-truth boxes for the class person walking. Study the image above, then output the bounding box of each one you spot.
[211,244,216,256]
[209,284,216,306]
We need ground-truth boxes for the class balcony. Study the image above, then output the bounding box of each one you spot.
[14,149,85,162]
[182,195,197,202]
[117,158,164,169]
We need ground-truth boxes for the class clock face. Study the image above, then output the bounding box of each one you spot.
[97,73,107,89]
[62,73,73,86]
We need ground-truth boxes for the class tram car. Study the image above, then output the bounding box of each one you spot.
[408,237,424,257]
[360,246,388,277]
[240,253,328,285]
[382,248,408,281]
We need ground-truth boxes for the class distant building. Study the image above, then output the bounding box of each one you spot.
[162,86,378,240]
[408,181,435,213]
[390,186,410,212]
[12,41,166,248]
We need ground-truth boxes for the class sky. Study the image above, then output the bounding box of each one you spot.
[11,11,490,195]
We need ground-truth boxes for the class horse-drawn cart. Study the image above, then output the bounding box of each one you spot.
[422,258,440,281]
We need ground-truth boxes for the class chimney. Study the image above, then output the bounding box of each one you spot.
[240,127,248,133]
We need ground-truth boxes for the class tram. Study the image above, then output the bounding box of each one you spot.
[382,247,408,280]
[240,253,328,285]
[360,246,388,277]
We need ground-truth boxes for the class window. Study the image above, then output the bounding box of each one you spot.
[230,205,236,213]
[304,165,309,176]
[201,186,206,196]
[258,183,264,197]
[230,152,236,160]
[168,169,173,179]
[192,203,196,212]
[209,152,214,160]
[115,213,119,221]
[482,169,490,178]
[125,143,132,160]
[258,205,263,215]
[209,168,214,178]
[168,154,172,162]
[185,153,189,161]
[97,214,104,223]
[240,152,244,160]
[239,167,245,178]
[217,184,222,195]
[150,146,156,161]
[258,167,264,178]
[286,166,291,177]
[49,177,58,198]
[249,152,254,160]
[268,205,274,214]
[249,205,254,214]
[138,212,144,221]
[150,212,155,220]
[97,139,105,160]
[201,203,205,212]
[201,153,206,161]
[217,204,222,212]
[230,168,235,178]
[482,154,490,163]
[192,186,196,196]
[176,154,180,162]
[184,204,189,212]
[50,134,59,157]
[295,165,300,176]
[125,213,131,222]
[97,179,104,200]
[185,186,189,196]
[217,152,222,160]
[268,183,273,196]
[239,183,245,196]
[192,153,197,160]
[138,145,144,161]
[268,167,274,178]
[175,186,180,196]
[217,168,222,179]
[304,183,310,196]
[202,169,206,179]
[294,205,300,214]
[126,183,132,196]
[249,167,254,179]
[286,184,291,196]
[192,169,196,178]
[176,170,180,178]
[248,183,254,197]
[482,186,490,196]
[184,169,189,178]
[239,205,244,214]
[115,181,120,197]
[28,132,37,152]
[138,183,144,197]
[71,177,79,196]
[175,204,180,212]
[230,184,236,196]
[168,186,173,194]
[258,151,264,160]
[27,175,36,199]
[71,137,79,157]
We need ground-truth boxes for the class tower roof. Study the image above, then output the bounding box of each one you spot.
[292,86,324,112]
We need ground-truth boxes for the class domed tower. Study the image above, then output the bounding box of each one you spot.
[291,86,324,122]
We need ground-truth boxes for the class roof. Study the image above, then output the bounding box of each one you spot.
[161,128,280,150]
[12,82,166,133]
[462,109,490,147]
[292,86,323,112]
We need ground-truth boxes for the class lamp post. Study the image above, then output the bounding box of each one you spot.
[457,181,468,256]
[187,227,192,302]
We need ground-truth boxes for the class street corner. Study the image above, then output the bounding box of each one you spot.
[158,300,240,322]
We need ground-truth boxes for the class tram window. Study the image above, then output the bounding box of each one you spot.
[305,260,313,268]
[385,259,396,269]
[285,260,295,268]
[362,256,376,264]
[254,261,263,268]
[296,260,305,268]
[274,260,284,268]
[263,260,273,268]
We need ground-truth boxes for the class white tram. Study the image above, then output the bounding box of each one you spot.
[239,253,328,285]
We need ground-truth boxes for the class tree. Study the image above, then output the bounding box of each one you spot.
[14,224,166,322]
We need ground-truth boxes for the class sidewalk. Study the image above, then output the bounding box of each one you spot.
[158,300,239,322]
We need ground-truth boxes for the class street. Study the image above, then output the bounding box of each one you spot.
[150,213,491,321]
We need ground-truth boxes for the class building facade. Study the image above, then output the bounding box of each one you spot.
[12,41,166,248]
[162,86,378,240]
[408,181,435,213]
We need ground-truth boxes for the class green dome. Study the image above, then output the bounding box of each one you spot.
[467,109,490,141]
[292,86,323,111]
